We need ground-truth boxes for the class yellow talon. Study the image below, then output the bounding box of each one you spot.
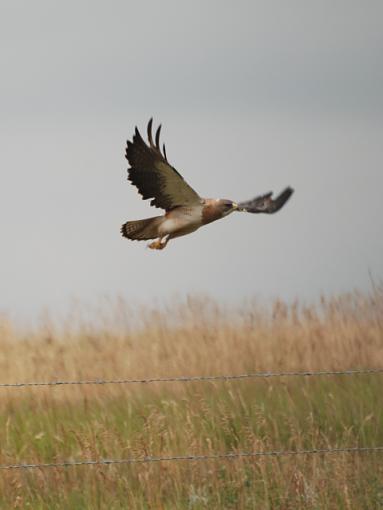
[148,239,166,250]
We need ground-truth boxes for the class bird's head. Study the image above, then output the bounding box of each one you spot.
[216,199,239,217]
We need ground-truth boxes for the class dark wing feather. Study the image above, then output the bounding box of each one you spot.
[126,119,201,211]
[238,187,294,214]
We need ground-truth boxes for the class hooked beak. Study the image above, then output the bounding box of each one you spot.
[233,202,247,212]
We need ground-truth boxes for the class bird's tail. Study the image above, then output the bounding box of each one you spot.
[121,216,163,241]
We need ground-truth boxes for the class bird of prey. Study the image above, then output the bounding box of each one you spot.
[121,119,294,250]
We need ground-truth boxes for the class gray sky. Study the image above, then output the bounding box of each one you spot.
[1,0,382,319]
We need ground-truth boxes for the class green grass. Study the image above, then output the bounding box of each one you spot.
[0,377,382,509]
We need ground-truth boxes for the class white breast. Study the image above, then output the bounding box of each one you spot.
[159,206,203,237]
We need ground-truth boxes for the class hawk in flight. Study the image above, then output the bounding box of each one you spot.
[121,119,294,250]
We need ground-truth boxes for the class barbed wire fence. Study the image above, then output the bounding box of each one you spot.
[1,367,382,388]
[1,367,382,471]
[1,447,383,471]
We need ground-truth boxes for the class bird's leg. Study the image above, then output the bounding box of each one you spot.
[148,236,169,250]
[159,235,170,249]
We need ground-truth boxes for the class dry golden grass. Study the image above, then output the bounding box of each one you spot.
[0,289,382,509]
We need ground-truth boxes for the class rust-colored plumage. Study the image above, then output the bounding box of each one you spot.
[121,119,294,250]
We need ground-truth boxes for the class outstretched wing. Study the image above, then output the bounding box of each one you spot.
[238,187,294,214]
[125,119,201,211]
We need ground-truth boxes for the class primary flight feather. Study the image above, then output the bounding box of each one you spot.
[121,119,294,250]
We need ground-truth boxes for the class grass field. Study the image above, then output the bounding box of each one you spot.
[0,290,382,509]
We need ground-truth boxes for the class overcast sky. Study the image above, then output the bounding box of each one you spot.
[1,1,382,320]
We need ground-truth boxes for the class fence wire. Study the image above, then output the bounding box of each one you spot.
[1,446,382,471]
[0,368,382,388]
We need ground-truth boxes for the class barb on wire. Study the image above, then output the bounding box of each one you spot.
[0,446,382,471]
[0,368,382,388]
